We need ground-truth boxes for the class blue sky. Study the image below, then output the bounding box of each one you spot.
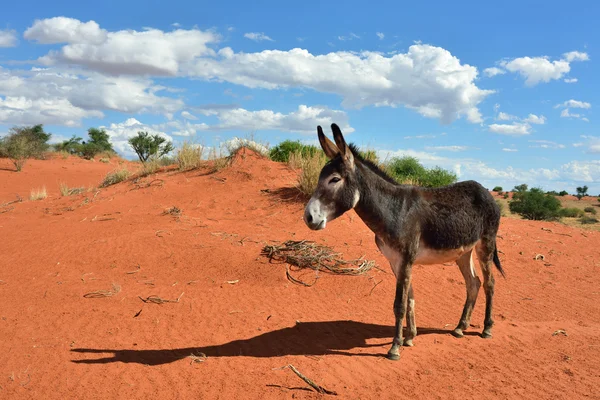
[1,0,599,193]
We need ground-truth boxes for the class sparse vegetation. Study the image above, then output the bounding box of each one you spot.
[576,185,589,200]
[99,158,110,163]
[509,187,561,221]
[493,186,503,192]
[53,128,116,160]
[128,131,174,163]
[559,207,585,218]
[208,147,231,171]
[225,136,269,157]
[100,167,131,187]
[269,140,319,163]
[495,199,506,216]
[29,186,47,201]
[176,142,204,171]
[558,190,569,196]
[580,215,599,225]
[0,124,52,171]
[385,156,457,188]
[503,193,509,199]
[59,183,86,196]
[295,151,328,196]
[584,207,597,215]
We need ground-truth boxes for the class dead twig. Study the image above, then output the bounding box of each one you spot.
[541,227,572,237]
[138,292,184,304]
[368,280,383,296]
[262,240,381,286]
[83,283,121,298]
[1,195,22,207]
[189,352,207,364]
[286,364,337,396]
[126,265,141,274]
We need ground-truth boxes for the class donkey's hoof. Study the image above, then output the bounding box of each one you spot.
[481,331,492,339]
[386,351,401,361]
[451,328,464,338]
[403,339,414,347]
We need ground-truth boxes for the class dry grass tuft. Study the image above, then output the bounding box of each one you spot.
[292,151,328,196]
[59,183,86,196]
[100,167,131,187]
[177,142,204,171]
[261,240,379,286]
[208,147,231,171]
[29,186,47,201]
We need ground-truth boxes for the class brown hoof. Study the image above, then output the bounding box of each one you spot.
[481,331,492,339]
[451,329,464,338]
[386,352,401,361]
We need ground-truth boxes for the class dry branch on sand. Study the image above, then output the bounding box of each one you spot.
[138,292,184,304]
[261,240,379,286]
[83,283,121,298]
[283,364,337,395]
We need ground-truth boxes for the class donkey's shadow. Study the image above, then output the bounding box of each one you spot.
[71,320,477,366]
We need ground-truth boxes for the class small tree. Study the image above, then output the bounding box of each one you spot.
[87,128,114,152]
[54,136,83,154]
[558,190,569,196]
[513,184,528,193]
[576,186,588,200]
[269,140,319,162]
[493,186,503,192]
[509,187,561,221]
[128,131,174,163]
[0,124,52,171]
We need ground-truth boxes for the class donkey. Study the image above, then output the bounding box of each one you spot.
[303,123,505,361]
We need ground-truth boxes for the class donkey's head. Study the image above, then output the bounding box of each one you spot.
[304,123,360,230]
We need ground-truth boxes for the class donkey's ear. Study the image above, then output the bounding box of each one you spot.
[331,123,354,165]
[317,125,339,159]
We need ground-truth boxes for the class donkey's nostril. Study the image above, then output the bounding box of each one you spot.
[306,214,313,224]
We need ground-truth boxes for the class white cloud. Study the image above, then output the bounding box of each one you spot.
[338,33,360,41]
[574,136,600,154]
[376,32,385,40]
[188,44,494,124]
[0,96,103,127]
[564,78,578,83]
[483,67,506,77]
[556,99,591,109]
[0,67,183,126]
[528,140,565,149]
[555,99,591,121]
[102,118,174,157]
[376,146,600,193]
[563,51,589,62]
[502,148,518,152]
[181,111,198,120]
[0,29,18,47]
[202,104,353,134]
[523,114,546,124]
[424,145,471,152]
[498,51,588,86]
[497,111,516,121]
[28,18,220,76]
[404,133,447,139]
[24,17,107,44]
[488,123,531,135]
[244,32,274,42]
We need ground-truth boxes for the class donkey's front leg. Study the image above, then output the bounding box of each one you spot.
[387,263,413,360]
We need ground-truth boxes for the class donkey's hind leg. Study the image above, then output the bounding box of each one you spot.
[452,249,481,338]
[404,283,417,346]
[476,240,496,338]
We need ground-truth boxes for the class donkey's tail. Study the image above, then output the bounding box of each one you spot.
[493,245,506,278]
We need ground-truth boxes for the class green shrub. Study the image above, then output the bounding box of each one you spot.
[584,207,597,214]
[493,186,503,192]
[503,193,509,199]
[558,190,569,196]
[580,215,599,225]
[0,124,52,171]
[559,208,585,218]
[269,140,319,162]
[128,131,174,163]
[509,187,562,221]
[384,156,457,188]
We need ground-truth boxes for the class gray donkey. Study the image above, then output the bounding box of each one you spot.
[304,123,505,360]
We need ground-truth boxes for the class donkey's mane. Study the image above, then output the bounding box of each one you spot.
[347,143,399,185]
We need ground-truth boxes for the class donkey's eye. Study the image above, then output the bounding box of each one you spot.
[329,177,341,184]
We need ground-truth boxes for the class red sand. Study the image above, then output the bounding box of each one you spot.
[1,150,599,399]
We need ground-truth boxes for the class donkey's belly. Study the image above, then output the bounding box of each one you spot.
[415,241,478,265]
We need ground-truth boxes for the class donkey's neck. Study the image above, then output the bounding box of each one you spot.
[352,163,417,241]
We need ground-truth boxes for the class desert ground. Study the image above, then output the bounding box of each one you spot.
[1,150,599,399]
